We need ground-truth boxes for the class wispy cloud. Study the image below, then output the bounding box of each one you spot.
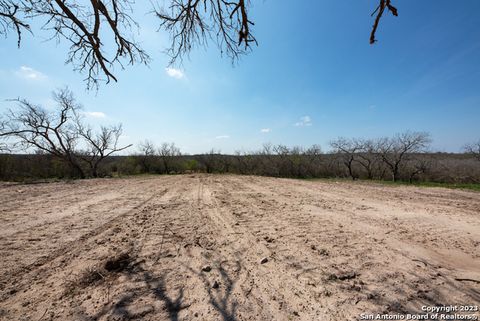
[15,66,47,81]
[84,111,107,118]
[294,115,312,127]
[165,67,185,79]
[260,128,271,133]
[215,135,230,139]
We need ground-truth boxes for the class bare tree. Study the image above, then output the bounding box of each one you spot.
[405,156,431,183]
[330,138,360,180]
[464,140,480,161]
[158,142,181,174]
[77,123,132,177]
[0,88,85,177]
[198,148,219,174]
[1,1,398,88]
[355,139,380,180]
[138,140,156,173]
[0,88,131,178]
[303,144,323,177]
[378,131,431,182]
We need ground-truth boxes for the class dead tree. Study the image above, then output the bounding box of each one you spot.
[378,131,431,182]
[1,1,398,88]
[77,123,132,177]
[0,88,85,178]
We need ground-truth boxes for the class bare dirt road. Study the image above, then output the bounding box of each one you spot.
[0,175,479,321]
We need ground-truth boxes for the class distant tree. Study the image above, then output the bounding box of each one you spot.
[233,150,249,175]
[198,149,220,174]
[330,138,361,180]
[158,142,181,174]
[405,156,431,183]
[77,123,132,177]
[138,140,156,173]
[355,139,380,180]
[184,159,200,172]
[378,131,431,182]
[217,154,233,173]
[464,140,480,161]
[304,144,323,177]
[1,0,397,89]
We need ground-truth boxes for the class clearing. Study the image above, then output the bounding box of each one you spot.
[0,175,479,320]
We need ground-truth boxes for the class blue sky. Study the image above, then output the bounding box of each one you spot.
[1,0,479,154]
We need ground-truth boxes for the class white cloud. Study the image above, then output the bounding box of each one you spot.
[84,111,107,118]
[215,135,230,139]
[294,115,312,127]
[260,128,271,133]
[165,67,185,79]
[15,66,47,81]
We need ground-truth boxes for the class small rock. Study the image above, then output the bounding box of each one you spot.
[327,274,338,281]
[260,257,269,264]
[264,236,274,243]
[212,281,220,289]
[202,265,212,272]
[337,271,357,280]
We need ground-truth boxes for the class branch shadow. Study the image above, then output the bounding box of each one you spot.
[73,251,244,321]
[182,258,242,321]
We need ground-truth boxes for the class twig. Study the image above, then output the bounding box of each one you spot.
[154,225,168,263]
[36,308,48,321]
[412,259,429,267]
[455,278,480,284]
[160,225,167,254]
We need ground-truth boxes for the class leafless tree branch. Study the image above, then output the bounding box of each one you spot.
[2,1,400,89]
[370,0,398,44]
[153,0,256,64]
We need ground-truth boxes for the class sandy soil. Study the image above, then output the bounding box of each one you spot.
[0,174,479,321]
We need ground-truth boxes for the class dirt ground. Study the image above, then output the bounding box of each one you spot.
[0,174,479,321]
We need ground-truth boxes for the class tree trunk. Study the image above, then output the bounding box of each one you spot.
[70,162,85,179]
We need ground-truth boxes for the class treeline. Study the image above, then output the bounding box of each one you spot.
[1,138,480,184]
